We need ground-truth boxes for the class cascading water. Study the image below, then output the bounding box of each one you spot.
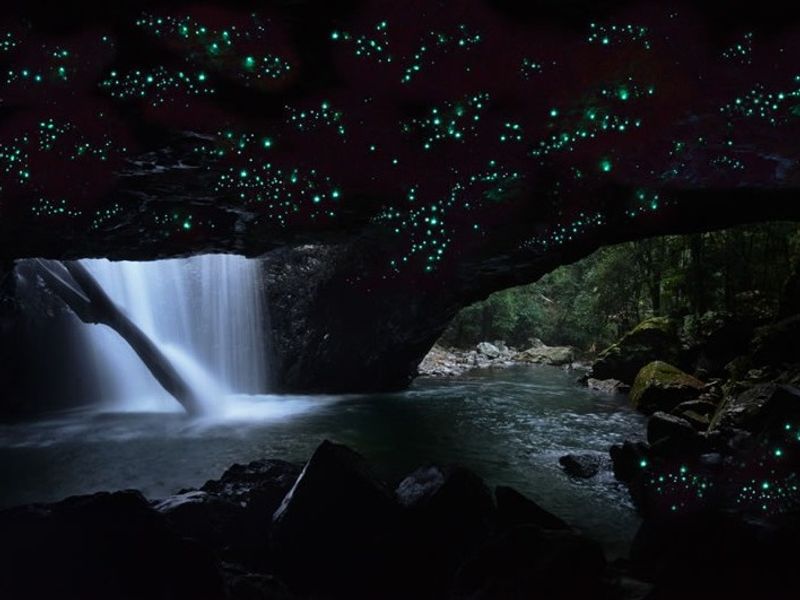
[79,255,271,412]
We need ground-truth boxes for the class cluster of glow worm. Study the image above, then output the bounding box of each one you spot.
[192,130,342,228]
[332,21,482,84]
[3,7,796,275]
[134,13,292,85]
[720,76,800,126]
[373,163,521,272]
[637,422,800,516]
[722,32,754,65]
[4,47,71,85]
[587,22,652,50]
[405,93,489,150]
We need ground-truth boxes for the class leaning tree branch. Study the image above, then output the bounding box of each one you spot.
[34,259,203,415]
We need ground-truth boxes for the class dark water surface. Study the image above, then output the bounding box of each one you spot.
[0,366,645,556]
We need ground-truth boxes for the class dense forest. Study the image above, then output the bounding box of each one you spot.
[441,222,800,351]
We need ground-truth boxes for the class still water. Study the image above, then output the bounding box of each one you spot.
[0,366,644,556]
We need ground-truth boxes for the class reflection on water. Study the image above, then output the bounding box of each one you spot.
[0,366,645,556]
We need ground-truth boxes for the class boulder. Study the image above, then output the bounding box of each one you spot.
[710,383,800,434]
[587,377,629,393]
[495,486,569,530]
[394,465,497,595]
[270,440,397,596]
[646,412,699,446]
[630,361,704,414]
[514,344,575,366]
[477,342,501,359]
[558,453,603,478]
[0,490,226,600]
[157,459,301,569]
[610,441,651,483]
[450,525,606,600]
[589,317,680,384]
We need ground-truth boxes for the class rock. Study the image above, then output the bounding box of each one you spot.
[671,399,718,417]
[201,458,301,510]
[630,511,800,599]
[558,453,603,478]
[394,465,497,594]
[157,459,302,569]
[710,383,800,434]
[477,341,502,359]
[630,361,705,414]
[0,490,226,600]
[646,412,698,446]
[514,344,575,366]
[450,525,606,600]
[589,317,680,384]
[610,441,650,483]
[671,399,718,431]
[587,377,630,393]
[270,440,397,596]
[495,485,569,530]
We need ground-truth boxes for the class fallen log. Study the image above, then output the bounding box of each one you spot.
[34,259,203,415]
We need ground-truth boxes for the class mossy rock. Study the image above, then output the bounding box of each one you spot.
[589,317,680,384]
[630,361,704,414]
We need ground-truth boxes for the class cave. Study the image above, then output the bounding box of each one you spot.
[2,1,800,599]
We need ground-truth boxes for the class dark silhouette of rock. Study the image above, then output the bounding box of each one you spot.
[451,525,606,600]
[394,465,497,597]
[710,383,800,434]
[610,441,651,484]
[0,490,226,600]
[495,485,569,530]
[157,459,301,570]
[558,453,604,478]
[270,440,397,597]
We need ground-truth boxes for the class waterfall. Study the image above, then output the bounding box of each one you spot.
[79,255,271,412]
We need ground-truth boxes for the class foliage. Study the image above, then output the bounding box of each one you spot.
[440,222,800,351]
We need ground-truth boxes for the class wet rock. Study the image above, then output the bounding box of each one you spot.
[589,317,680,384]
[514,344,575,366]
[558,453,603,478]
[630,361,704,414]
[710,383,800,434]
[0,490,226,600]
[587,377,630,393]
[495,485,569,530]
[270,440,397,596]
[451,525,606,600]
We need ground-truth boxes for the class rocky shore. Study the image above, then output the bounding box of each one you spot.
[418,339,582,377]
[2,440,651,600]
[574,311,800,599]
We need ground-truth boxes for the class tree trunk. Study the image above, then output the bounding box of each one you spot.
[33,260,202,415]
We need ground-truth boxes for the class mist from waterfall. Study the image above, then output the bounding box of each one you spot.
[80,255,271,412]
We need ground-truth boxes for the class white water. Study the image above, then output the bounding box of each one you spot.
[79,255,271,412]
